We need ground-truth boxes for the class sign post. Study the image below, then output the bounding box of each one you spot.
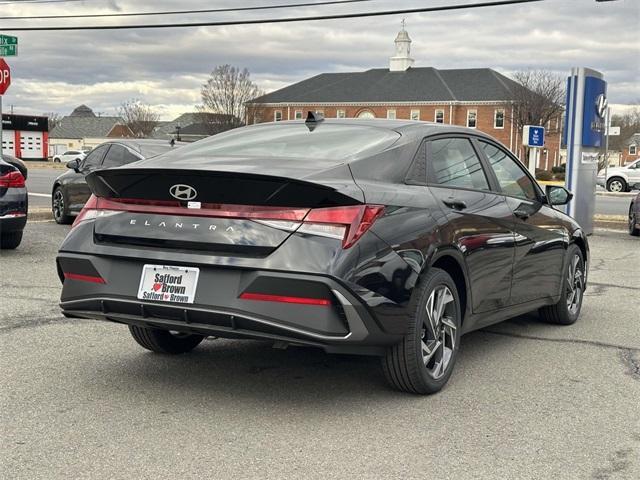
[0,58,12,161]
[563,67,607,235]
[522,125,545,174]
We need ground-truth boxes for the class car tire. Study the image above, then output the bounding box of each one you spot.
[382,268,461,395]
[606,177,627,193]
[53,157,60,163]
[0,231,23,249]
[128,325,206,354]
[52,186,73,225]
[629,205,639,236]
[539,244,585,325]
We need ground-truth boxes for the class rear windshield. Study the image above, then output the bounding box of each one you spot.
[173,123,400,160]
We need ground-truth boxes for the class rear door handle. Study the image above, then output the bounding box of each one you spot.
[513,209,530,220]
[442,198,467,211]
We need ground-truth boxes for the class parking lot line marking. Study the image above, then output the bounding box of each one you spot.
[28,192,51,197]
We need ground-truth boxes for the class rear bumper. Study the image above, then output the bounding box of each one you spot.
[0,213,27,233]
[58,253,402,355]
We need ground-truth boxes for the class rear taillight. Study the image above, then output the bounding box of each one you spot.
[0,170,26,188]
[73,196,383,248]
[300,205,385,248]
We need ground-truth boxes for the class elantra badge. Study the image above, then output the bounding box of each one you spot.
[169,184,197,201]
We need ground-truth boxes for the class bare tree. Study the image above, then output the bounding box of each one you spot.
[118,99,160,137]
[197,64,264,132]
[509,70,566,167]
[511,70,566,132]
[44,112,63,131]
[610,103,640,151]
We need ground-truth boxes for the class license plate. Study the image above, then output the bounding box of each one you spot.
[137,265,199,304]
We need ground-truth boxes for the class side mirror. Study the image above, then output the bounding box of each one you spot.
[546,185,573,206]
[66,158,80,172]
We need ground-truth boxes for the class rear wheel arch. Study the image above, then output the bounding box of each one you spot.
[571,235,588,267]
[423,252,469,325]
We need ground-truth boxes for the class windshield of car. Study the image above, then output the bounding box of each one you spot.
[172,123,400,161]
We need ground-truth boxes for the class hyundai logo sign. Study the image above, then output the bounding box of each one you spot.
[169,184,198,201]
[595,94,608,119]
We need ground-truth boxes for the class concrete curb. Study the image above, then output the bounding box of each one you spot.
[28,208,54,221]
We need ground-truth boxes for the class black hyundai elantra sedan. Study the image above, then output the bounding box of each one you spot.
[57,117,589,394]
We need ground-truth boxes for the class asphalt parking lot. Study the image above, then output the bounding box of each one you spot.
[1,221,639,480]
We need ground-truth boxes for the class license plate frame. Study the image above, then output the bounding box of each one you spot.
[136,264,200,304]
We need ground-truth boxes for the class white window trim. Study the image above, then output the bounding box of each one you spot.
[410,109,420,121]
[467,109,477,128]
[434,109,445,123]
[274,110,283,122]
[387,109,397,120]
[494,109,505,129]
[294,110,303,120]
[630,145,637,156]
[336,109,346,119]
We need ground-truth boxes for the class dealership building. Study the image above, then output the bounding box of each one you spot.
[1,113,49,161]
[247,26,562,170]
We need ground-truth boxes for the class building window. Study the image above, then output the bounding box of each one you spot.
[631,145,638,156]
[410,109,420,121]
[294,110,303,120]
[494,109,505,129]
[387,109,396,120]
[435,109,444,123]
[337,109,346,119]
[357,110,375,119]
[315,109,324,116]
[467,110,477,128]
[274,110,282,122]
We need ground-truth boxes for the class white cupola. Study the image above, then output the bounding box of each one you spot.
[389,20,414,72]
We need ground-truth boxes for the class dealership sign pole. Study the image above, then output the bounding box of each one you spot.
[0,35,17,161]
[563,67,607,235]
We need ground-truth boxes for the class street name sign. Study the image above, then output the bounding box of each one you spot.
[0,44,17,57]
[0,58,10,94]
[0,35,18,45]
[523,125,545,147]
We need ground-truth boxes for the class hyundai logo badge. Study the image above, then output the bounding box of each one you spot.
[169,184,198,201]
[595,94,608,119]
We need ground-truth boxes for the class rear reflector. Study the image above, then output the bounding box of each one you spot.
[239,292,331,306]
[74,195,384,248]
[63,272,106,284]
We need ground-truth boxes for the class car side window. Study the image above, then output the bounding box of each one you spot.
[80,144,110,172]
[479,140,538,201]
[101,144,140,168]
[427,137,490,190]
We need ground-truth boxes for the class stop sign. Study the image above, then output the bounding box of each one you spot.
[0,58,10,95]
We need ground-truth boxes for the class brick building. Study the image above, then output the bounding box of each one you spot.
[621,133,640,165]
[247,26,562,170]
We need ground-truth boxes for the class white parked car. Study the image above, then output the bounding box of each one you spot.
[597,159,640,192]
[52,150,87,164]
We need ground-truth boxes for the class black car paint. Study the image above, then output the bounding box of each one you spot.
[0,158,28,234]
[51,140,181,217]
[57,120,589,354]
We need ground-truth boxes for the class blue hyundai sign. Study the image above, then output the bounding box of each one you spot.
[523,125,545,147]
[581,76,607,148]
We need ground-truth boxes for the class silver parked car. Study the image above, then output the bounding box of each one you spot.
[597,159,640,192]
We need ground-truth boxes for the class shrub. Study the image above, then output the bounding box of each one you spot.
[554,172,565,181]
[535,170,553,181]
[551,164,566,174]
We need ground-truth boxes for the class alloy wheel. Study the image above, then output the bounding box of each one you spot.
[566,254,584,315]
[421,285,457,380]
[52,190,64,221]
[608,180,624,192]
[629,209,637,234]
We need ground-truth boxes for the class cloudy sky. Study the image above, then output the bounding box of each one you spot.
[1,0,638,120]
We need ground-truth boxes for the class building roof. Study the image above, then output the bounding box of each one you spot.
[50,115,129,139]
[249,67,524,104]
[151,112,237,139]
[70,104,96,117]
[624,133,640,146]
